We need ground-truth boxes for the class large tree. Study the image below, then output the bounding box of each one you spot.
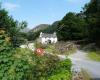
[0,5,27,47]
[57,12,87,41]
[83,0,100,46]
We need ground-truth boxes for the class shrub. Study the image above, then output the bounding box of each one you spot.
[34,40,49,49]
[0,31,72,80]
[48,70,71,80]
[45,41,76,55]
[0,30,33,80]
[31,54,72,80]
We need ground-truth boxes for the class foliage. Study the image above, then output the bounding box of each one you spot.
[47,59,72,80]
[48,70,71,80]
[56,0,100,44]
[0,30,13,79]
[28,0,100,48]
[45,41,76,55]
[27,24,50,41]
[14,49,72,80]
[0,30,32,80]
[34,40,49,49]
[43,21,59,33]
[57,12,87,40]
[0,6,28,47]
[87,51,100,61]
[31,54,72,80]
[0,4,72,80]
[0,30,72,80]
[82,0,100,46]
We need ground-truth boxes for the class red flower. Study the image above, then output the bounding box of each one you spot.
[35,48,44,56]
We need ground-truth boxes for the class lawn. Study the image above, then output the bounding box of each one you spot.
[87,51,100,62]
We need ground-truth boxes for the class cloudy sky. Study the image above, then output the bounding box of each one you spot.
[1,0,90,29]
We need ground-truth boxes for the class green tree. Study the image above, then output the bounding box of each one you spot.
[57,12,87,41]
[0,6,27,47]
[83,0,100,46]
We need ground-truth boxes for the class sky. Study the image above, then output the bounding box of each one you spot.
[1,0,90,29]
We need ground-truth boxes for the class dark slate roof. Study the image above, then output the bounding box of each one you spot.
[41,33,57,38]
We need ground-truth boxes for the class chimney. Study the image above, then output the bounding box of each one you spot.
[40,32,43,37]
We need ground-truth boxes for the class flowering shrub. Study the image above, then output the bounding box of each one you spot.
[0,31,72,80]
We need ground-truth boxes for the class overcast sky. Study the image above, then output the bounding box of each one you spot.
[1,0,90,29]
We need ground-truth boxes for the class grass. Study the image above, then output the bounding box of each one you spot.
[87,51,100,62]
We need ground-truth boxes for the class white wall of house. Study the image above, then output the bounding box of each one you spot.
[41,38,46,44]
[41,37,57,44]
[54,38,57,43]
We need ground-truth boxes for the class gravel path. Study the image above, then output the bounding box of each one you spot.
[68,50,100,79]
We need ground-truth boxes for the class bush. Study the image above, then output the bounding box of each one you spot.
[0,31,72,80]
[48,70,71,80]
[31,54,72,80]
[34,40,49,49]
[45,41,76,55]
[0,30,33,80]
[47,58,72,80]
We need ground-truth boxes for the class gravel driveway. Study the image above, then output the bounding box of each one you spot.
[68,50,100,79]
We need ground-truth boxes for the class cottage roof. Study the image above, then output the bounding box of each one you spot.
[40,33,57,38]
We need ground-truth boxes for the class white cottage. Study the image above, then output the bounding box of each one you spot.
[39,32,57,44]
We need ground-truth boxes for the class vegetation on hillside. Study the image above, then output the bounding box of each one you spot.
[27,0,100,48]
[27,24,50,41]
[57,12,87,40]
[56,0,100,45]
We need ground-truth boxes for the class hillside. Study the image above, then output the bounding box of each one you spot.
[42,21,59,33]
[20,27,30,33]
[31,24,50,32]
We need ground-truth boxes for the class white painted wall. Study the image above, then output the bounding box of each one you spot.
[41,37,57,44]
[41,38,46,44]
[54,38,57,43]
